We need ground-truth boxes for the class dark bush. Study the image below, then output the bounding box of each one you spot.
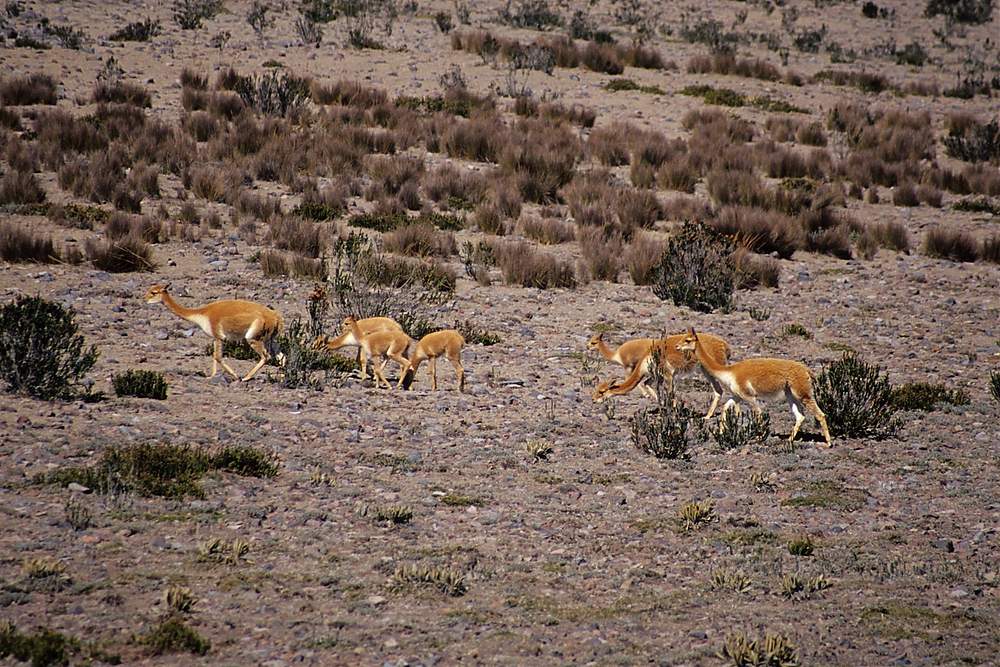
[0,296,98,400]
[113,369,168,400]
[86,235,156,272]
[109,18,162,42]
[713,410,771,450]
[495,241,576,288]
[922,226,979,262]
[925,0,994,24]
[0,223,58,263]
[142,617,210,656]
[233,70,310,117]
[814,353,899,439]
[0,170,46,205]
[891,382,969,411]
[943,118,1000,164]
[0,623,79,667]
[631,368,701,459]
[653,223,736,313]
[982,235,1000,263]
[990,370,1000,403]
[0,74,58,106]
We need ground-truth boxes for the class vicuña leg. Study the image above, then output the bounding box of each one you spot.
[700,368,725,419]
[213,339,241,380]
[803,397,832,446]
[243,339,270,381]
[788,396,806,443]
[430,357,438,390]
[448,352,464,391]
[373,359,391,389]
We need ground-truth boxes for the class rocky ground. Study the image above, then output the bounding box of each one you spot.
[2,0,999,665]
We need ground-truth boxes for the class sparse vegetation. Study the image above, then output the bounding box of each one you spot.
[891,382,970,411]
[0,296,98,401]
[711,569,752,594]
[814,354,899,439]
[714,410,771,450]
[653,223,736,313]
[677,500,716,531]
[391,564,467,596]
[41,442,278,499]
[787,535,815,556]
[718,631,798,667]
[142,617,210,656]
[780,573,830,600]
[113,369,168,400]
[990,370,1000,403]
[525,439,553,462]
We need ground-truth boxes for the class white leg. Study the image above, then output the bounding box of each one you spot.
[789,397,806,443]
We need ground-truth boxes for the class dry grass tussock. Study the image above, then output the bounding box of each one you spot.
[495,240,575,288]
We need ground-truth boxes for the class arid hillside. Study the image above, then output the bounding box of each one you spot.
[1,0,999,665]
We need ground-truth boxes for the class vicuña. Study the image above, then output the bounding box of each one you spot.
[592,331,731,418]
[678,327,832,446]
[399,329,465,391]
[144,284,283,381]
[342,316,411,389]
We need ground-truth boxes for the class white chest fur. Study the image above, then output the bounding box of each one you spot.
[187,313,217,338]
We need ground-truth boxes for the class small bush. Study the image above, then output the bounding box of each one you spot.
[943,118,1000,164]
[922,227,979,262]
[173,0,223,30]
[982,235,1000,263]
[677,500,716,531]
[787,535,815,556]
[495,241,575,288]
[577,226,622,281]
[0,296,98,400]
[990,371,1000,403]
[142,617,210,656]
[0,223,58,263]
[892,182,919,206]
[212,444,280,477]
[891,382,969,411]
[113,369,167,399]
[0,73,58,105]
[814,354,899,439]
[0,171,46,206]
[953,197,1000,215]
[391,564,467,596]
[780,573,831,600]
[382,222,456,257]
[624,233,666,285]
[631,379,701,460]
[86,236,156,272]
[714,410,771,450]
[871,220,910,252]
[233,70,310,117]
[719,631,798,667]
[653,223,736,313]
[520,215,575,245]
[0,622,80,667]
[925,0,995,24]
[109,18,162,42]
[93,81,152,107]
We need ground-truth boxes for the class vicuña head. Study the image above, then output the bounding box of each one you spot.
[678,327,832,446]
[144,283,283,382]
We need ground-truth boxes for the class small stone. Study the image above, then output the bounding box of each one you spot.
[154,330,169,340]
[366,595,386,605]
[67,483,90,493]
[689,630,708,640]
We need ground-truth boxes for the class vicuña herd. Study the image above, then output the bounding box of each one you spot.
[144,284,832,446]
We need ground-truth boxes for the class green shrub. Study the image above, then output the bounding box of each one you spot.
[391,564,467,596]
[653,222,736,313]
[0,296,98,400]
[40,442,279,499]
[113,369,167,399]
[952,197,1000,215]
[814,354,899,439]
[291,201,344,221]
[676,500,716,531]
[890,382,970,411]
[142,617,210,656]
[680,84,746,107]
[233,70,310,117]
[943,118,1000,164]
[453,319,501,345]
[0,622,79,667]
[787,535,815,556]
[109,18,162,42]
[630,373,703,460]
[714,410,770,450]
[991,370,1000,403]
[925,0,995,24]
[718,631,798,666]
[605,78,665,95]
[212,445,279,477]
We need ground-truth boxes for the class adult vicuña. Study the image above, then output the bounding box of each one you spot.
[399,329,465,391]
[313,316,403,369]
[587,332,656,399]
[144,284,283,381]
[592,331,731,417]
[678,327,832,446]
[342,316,411,389]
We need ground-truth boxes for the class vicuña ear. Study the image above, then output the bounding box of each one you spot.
[686,326,695,335]
[162,283,171,291]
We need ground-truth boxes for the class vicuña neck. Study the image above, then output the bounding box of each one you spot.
[693,337,726,375]
[161,292,200,321]
[595,339,615,361]
[345,320,363,341]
